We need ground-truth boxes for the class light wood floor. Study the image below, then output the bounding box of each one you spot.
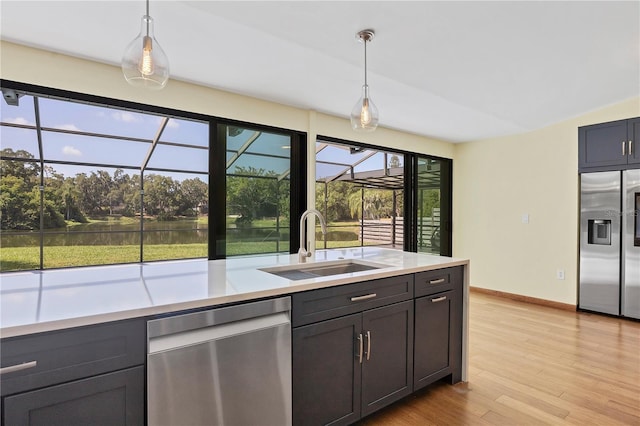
[358,292,640,425]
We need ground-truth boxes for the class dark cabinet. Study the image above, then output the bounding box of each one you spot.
[1,319,145,426]
[414,291,458,389]
[414,268,463,390]
[579,117,640,172]
[293,314,362,426]
[292,275,414,426]
[3,366,144,426]
[361,301,413,417]
[630,118,640,165]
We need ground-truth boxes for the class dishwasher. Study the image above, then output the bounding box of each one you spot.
[147,296,291,426]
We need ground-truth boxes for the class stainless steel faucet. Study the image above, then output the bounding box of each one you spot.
[298,209,327,263]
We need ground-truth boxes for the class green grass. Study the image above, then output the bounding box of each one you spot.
[0,219,375,271]
[226,241,290,256]
[0,244,208,271]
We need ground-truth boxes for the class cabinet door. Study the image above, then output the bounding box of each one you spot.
[3,366,144,426]
[1,318,145,397]
[414,291,454,391]
[361,300,414,417]
[629,118,640,165]
[293,314,362,426]
[579,119,629,170]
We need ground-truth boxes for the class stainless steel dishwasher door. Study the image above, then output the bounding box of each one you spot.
[147,297,291,426]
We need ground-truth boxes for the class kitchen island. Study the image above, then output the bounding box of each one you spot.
[1,247,469,425]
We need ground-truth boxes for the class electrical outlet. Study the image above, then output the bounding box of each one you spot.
[521,213,529,224]
[556,269,565,280]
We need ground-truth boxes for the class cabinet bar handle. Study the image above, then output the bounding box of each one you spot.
[431,296,447,303]
[630,140,633,156]
[350,293,377,302]
[429,278,445,284]
[0,360,37,375]
[357,333,364,364]
[623,141,627,156]
[365,330,371,361]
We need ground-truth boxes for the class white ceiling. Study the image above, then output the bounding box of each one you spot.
[1,1,639,142]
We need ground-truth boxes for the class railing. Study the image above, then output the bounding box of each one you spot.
[360,215,440,249]
[360,218,404,246]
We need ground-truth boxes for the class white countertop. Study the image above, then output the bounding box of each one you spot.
[0,248,468,338]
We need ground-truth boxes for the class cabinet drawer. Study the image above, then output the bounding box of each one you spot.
[292,274,413,327]
[415,266,462,297]
[0,318,145,396]
[4,366,144,426]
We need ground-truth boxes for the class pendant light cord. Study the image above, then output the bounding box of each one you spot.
[363,37,368,87]
[145,0,150,36]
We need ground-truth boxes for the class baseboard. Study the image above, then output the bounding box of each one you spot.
[470,286,576,311]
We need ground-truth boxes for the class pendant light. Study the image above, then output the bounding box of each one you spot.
[122,0,169,89]
[351,29,379,132]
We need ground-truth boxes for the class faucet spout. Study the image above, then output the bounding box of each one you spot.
[298,209,327,263]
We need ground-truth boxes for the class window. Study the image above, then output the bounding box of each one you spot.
[315,138,453,256]
[1,89,209,271]
[414,156,452,256]
[224,126,292,256]
[315,140,404,250]
[1,81,451,271]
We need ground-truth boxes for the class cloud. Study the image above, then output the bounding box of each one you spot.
[4,117,33,126]
[62,145,82,157]
[166,118,180,129]
[54,124,81,132]
[111,111,140,123]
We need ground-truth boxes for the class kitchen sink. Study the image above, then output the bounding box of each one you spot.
[260,259,389,281]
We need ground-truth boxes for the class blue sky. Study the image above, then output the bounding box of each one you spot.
[1,94,398,183]
[1,94,209,182]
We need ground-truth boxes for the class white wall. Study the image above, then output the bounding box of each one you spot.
[0,42,453,159]
[453,97,640,304]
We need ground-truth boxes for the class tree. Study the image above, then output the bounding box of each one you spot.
[40,167,86,223]
[0,175,39,230]
[180,178,208,217]
[315,181,360,222]
[0,150,68,230]
[59,178,87,222]
[276,179,290,225]
[227,167,279,227]
[420,189,440,218]
[144,174,182,220]
[122,174,141,217]
[0,148,40,182]
[348,188,400,220]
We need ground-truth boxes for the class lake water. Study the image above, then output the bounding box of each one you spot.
[1,220,290,247]
[1,220,208,247]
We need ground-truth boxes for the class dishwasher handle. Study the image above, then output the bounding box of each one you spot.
[148,296,291,338]
[149,311,290,354]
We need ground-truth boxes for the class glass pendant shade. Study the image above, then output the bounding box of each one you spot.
[122,15,169,90]
[351,85,379,132]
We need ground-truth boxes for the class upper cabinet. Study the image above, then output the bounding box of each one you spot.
[631,118,640,166]
[579,117,640,172]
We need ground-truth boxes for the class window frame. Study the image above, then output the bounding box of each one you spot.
[0,79,307,269]
[211,120,306,259]
[316,135,453,255]
[1,79,451,271]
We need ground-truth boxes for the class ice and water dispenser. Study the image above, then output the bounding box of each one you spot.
[587,219,612,245]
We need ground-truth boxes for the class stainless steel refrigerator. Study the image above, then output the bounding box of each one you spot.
[579,170,640,318]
